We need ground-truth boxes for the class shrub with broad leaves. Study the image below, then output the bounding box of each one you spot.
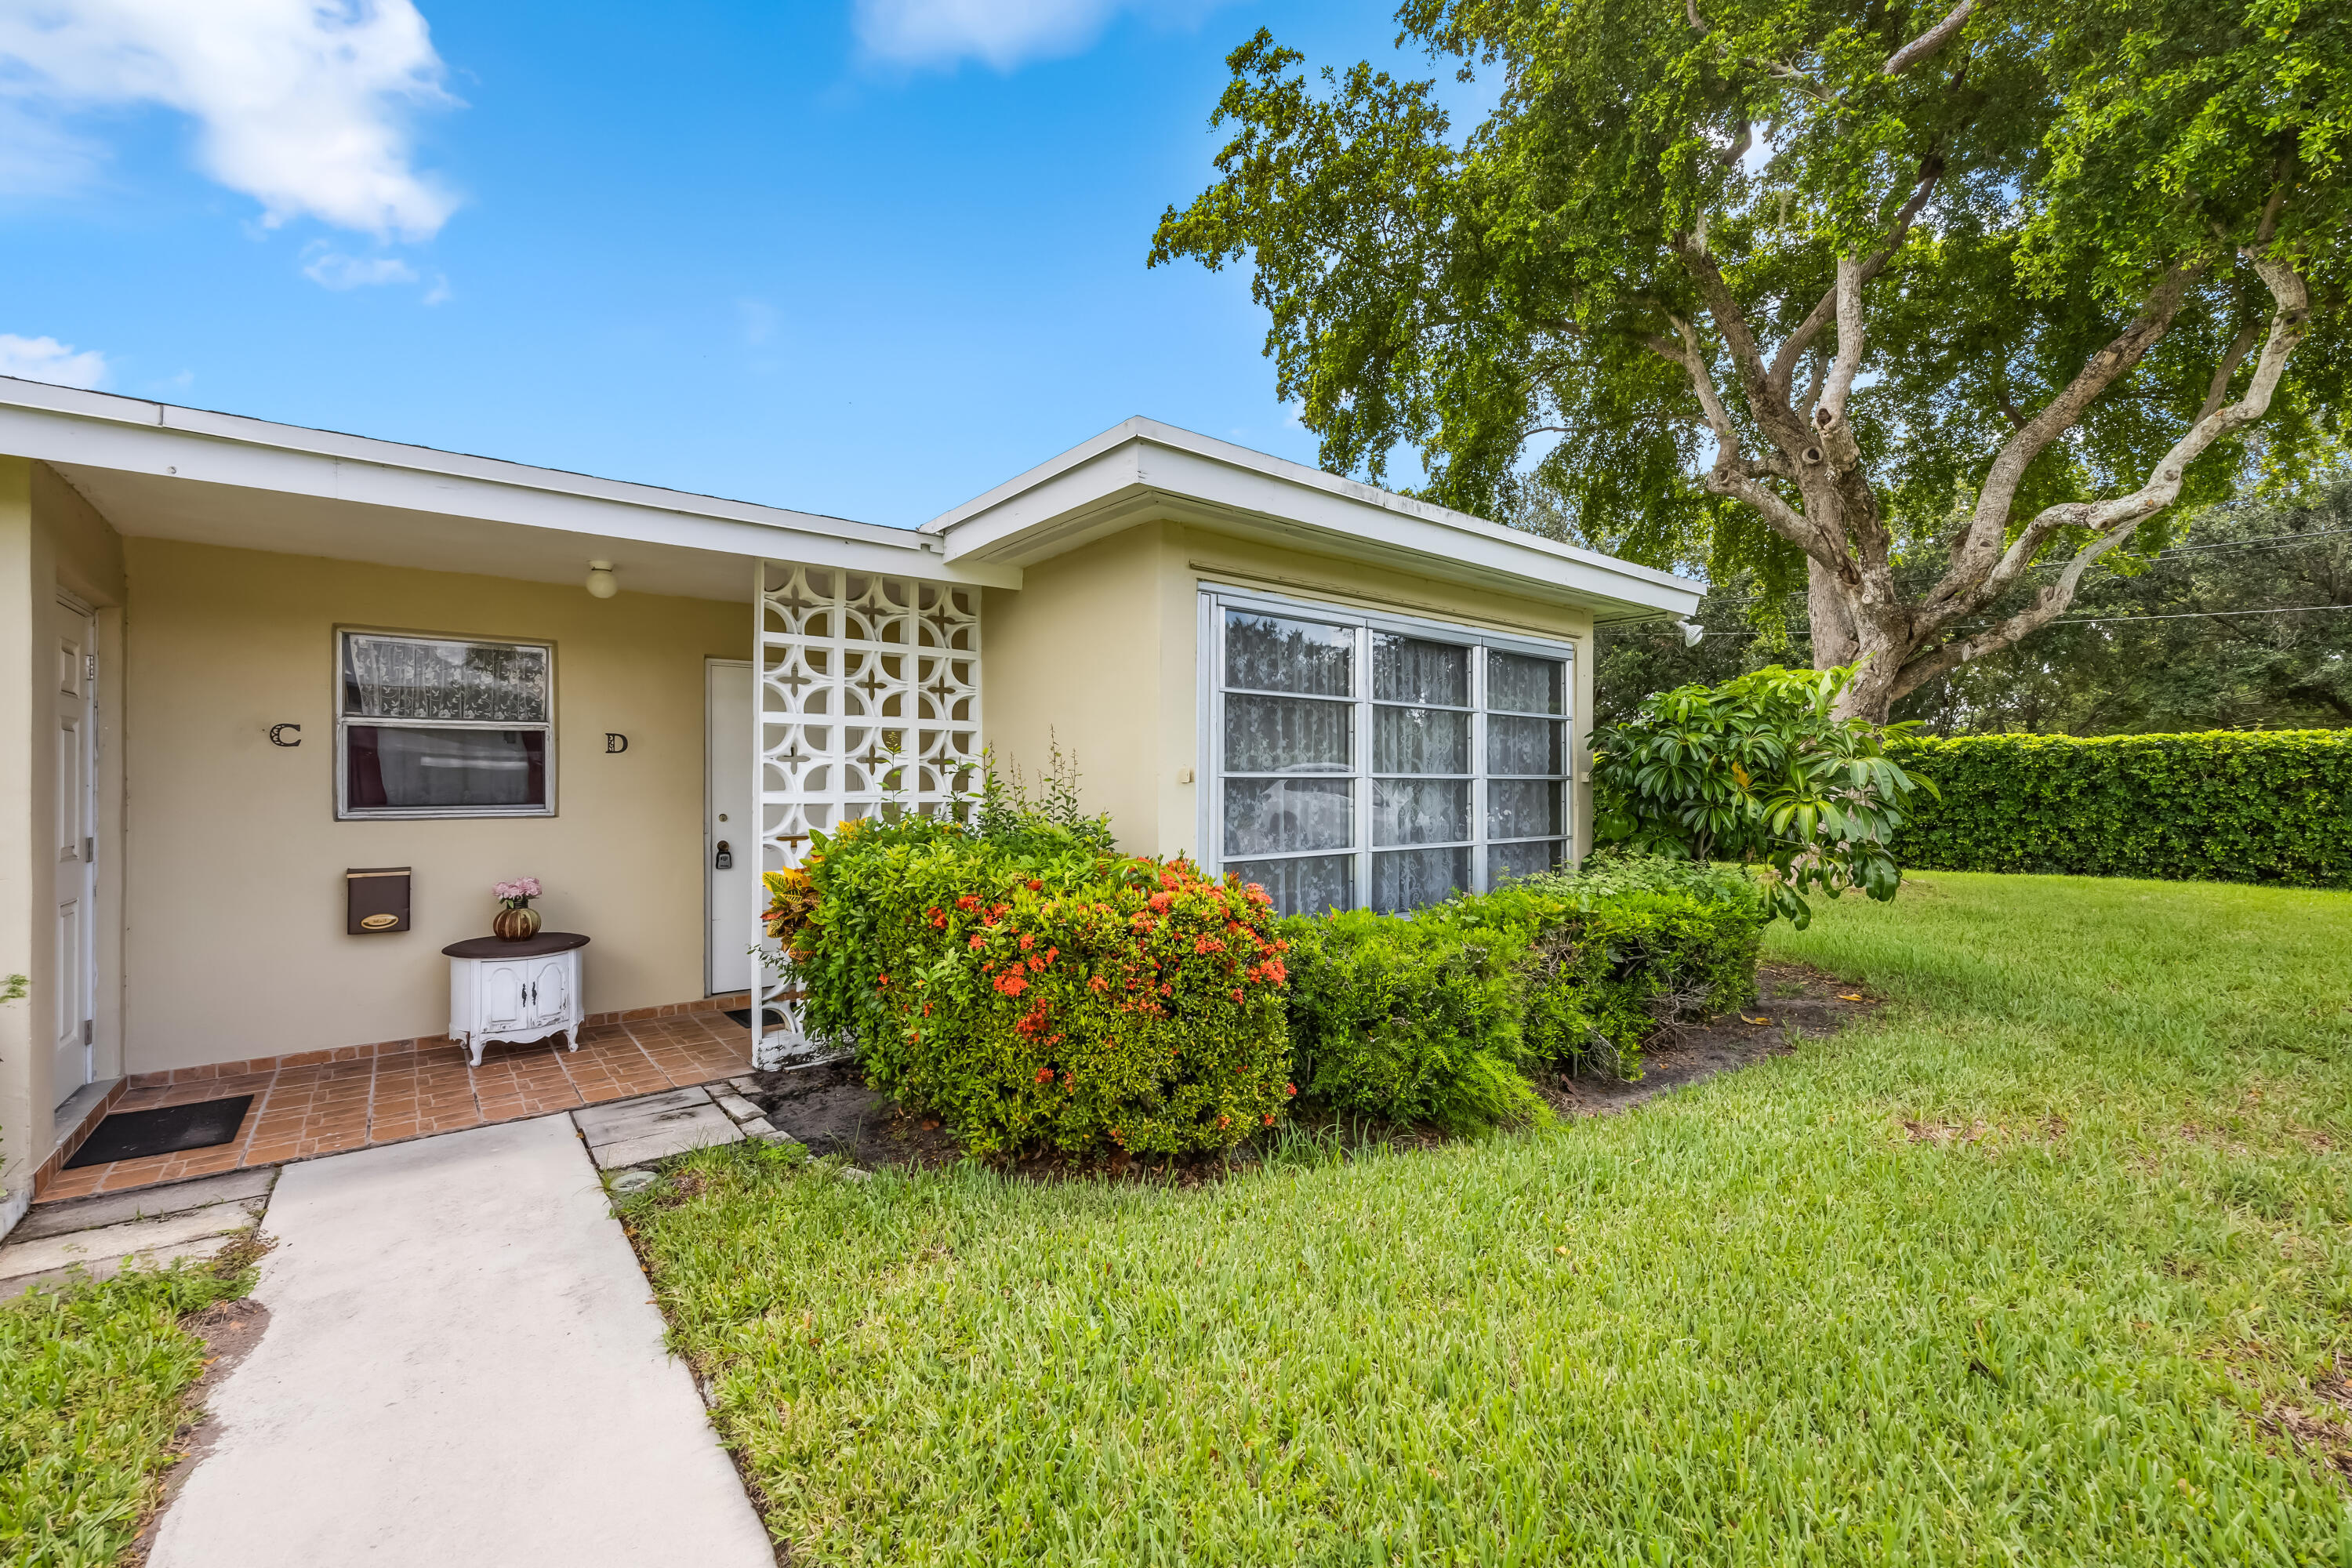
[1593,664,1933,926]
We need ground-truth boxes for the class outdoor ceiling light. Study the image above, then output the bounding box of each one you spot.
[585,560,618,599]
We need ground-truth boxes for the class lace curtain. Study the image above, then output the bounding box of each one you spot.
[1216,603,1570,916]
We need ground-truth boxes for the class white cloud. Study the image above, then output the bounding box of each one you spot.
[0,0,459,239]
[855,0,1220,70]
[0,332,108,387]
[302,246,416,288]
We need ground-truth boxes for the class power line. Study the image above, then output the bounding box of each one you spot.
[1610,525,2352,613]
[2151,525,2352,555]
[2063,604,2352,625]
[1621,601,2352,641]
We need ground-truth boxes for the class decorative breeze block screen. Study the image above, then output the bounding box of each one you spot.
[753,562,981,1062]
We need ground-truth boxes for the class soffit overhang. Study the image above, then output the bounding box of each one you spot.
[0,378,1022,601]
[924,419,1704,622]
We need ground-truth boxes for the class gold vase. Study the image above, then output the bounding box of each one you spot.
[492,905,541,942]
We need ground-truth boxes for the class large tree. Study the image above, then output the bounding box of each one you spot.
[1595,469,2352,730]
[1151,0,2350,720]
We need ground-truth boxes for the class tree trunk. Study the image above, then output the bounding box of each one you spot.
[1828,637,1907,722]
[1805,558,1860,670]
[1817,584,1909,724]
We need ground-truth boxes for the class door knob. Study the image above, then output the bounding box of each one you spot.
[714,839,733,869]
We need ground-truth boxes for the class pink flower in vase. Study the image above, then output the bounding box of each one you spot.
[495,878,541,909]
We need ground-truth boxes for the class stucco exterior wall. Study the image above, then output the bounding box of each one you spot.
[1,460,129,1208]
[120,539,750,1073]
[979,517,1599,865]
[979,524,1169,853]
[1,458,35,1207]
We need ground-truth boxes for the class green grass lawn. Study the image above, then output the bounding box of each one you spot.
[1,1259,250,1568]
[630,873,2352,1566]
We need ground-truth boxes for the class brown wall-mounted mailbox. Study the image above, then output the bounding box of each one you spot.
[347,867,412,935]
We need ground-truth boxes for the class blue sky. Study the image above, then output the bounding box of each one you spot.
[0,0,1470,528]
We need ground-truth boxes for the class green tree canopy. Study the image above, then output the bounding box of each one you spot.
[1152,0,2350,720]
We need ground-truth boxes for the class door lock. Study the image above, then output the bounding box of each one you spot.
[713,840,733,869]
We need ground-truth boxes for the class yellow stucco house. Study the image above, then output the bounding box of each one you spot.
[0,376,1700,1225]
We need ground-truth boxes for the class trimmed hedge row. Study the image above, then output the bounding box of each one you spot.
[1888,730,2352,887]
[1281,858,1768,1128]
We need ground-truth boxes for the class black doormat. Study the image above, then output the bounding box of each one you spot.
[66,1095,254,1169]
[722,1008,788,1029]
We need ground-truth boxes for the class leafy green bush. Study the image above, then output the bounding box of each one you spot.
[1889,730,2352,887]
[1438,863,1766,1079]
[1279,910,1542,1130]
[1510,851,1769,915]
[1279,856,1768,1116]
[784,816,1292,1157]
[1594,665,1933,925]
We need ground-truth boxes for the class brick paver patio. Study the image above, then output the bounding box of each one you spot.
[38,1014,758,1201]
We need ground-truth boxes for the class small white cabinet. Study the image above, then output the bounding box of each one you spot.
[444,932,588,1066]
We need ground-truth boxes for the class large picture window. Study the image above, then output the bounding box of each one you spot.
[1204,590,1573,916]
[336,630,554,819]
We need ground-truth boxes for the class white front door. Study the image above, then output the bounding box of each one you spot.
[53,597,97,1106]
[706,659,757,996]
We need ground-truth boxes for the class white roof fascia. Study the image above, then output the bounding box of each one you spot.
[0,377,1022,590]
[924,417,1703,618]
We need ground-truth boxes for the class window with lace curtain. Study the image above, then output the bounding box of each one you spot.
[1203,590,1573,916]
[336,630,555,819]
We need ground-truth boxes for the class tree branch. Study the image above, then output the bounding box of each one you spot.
[1798,349,1827,423]
[2196,321,2262,424]
[1896,254,2312,694]
[1765,159,1942,394]
[1719,118,1752,170]
[1643,321,1819,550]
[1884,0,1973,76]
[1671,236,1780,419]
[1809,256,1867,469]
[1928,259,2208,612]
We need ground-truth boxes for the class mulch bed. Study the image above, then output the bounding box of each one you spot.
[746,1059,956,1171]
[742,960,1882,1185]
[1541,960,1881,1117]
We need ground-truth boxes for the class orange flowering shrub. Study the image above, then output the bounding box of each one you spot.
[788,816,1293,1157]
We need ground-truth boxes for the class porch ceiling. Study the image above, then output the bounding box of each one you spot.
[53,463,770,602]
[2,378,1022,599]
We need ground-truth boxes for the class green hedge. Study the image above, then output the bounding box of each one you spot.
[1280,858,1769,1127]
[1279,911,1541,1131]
[1457,865,1766,1080]
[1888,731,2352,887]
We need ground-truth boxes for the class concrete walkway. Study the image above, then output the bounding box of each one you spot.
[149,1113,774,1567]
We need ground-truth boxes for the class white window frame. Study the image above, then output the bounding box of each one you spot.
[1196,584,1575,911]
[334,627,558,821]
